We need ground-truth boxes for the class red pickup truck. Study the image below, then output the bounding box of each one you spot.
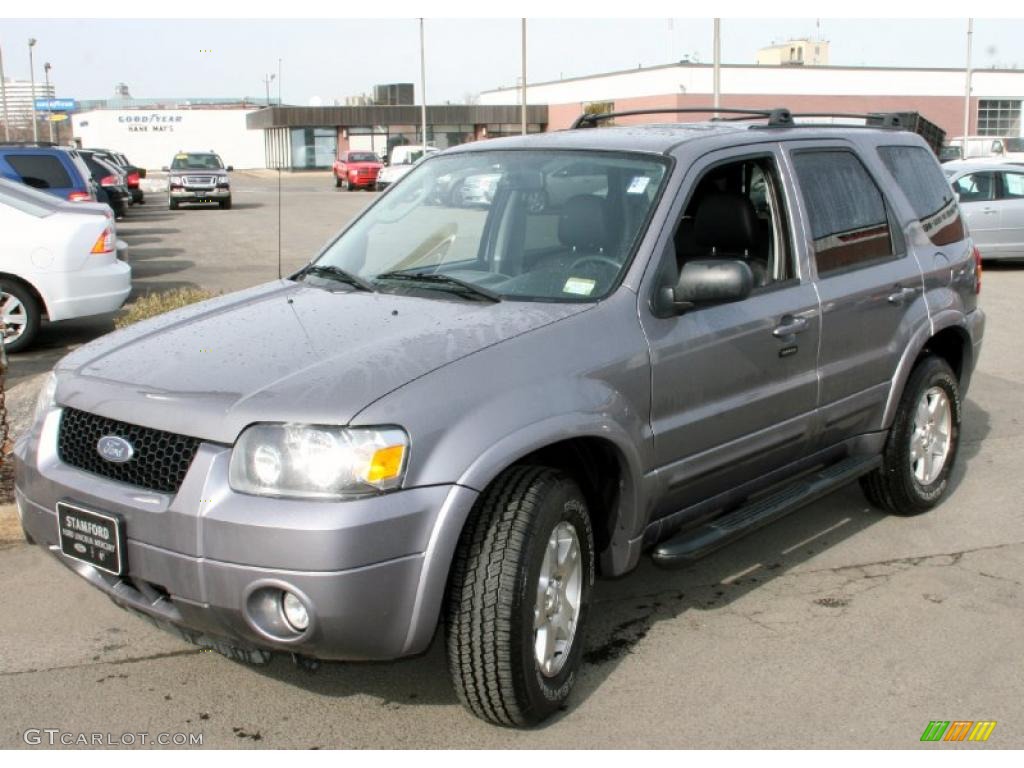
[333,151,383,191]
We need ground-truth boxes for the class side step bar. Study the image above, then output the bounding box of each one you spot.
[651,455,882,568]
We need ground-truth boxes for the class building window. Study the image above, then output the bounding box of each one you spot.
[977,100,1022,137]
[289,127,336,169]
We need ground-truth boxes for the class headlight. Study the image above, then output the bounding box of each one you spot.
[33,371,58,426]
[170,175,183,185]
[228,424,409,499]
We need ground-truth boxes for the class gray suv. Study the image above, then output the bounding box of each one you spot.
[164,151,233,209]
[15,109,985,727]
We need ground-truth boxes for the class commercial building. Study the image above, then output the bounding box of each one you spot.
[1,78,55,126]
[756,38,830,67]
[480,61,1024,139]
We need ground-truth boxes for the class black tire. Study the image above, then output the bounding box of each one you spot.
[445,465,595,727]
[220,197,232,210]
[334,174,342,188]
[860,356,962,515]
[0,279,42,354]
[168,198,179,210]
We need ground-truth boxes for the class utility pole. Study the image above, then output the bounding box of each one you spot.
[963,19,973,142]
[419,18,427,147]
[278,58,282,105]
[521,19,527,136]
[44,62,54,143]
[713,19,721,116]
[0,44,10,142]
[28,38,38,143]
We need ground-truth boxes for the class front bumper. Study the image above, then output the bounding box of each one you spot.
[169,187,230,202]
[14,408,478,661]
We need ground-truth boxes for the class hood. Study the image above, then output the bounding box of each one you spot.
[56,280,590,444]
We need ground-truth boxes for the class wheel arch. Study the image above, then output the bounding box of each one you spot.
[0,271,49,318]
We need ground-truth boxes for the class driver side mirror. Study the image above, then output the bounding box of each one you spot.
[655,259,754,316]
[161,166,169,172]
[226,165,234,172]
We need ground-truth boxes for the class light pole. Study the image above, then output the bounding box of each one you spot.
[963,19,973,142]
[419,19,427,147]
[713,19,721,117]
[44,61,54,143]
[520,19,527,136]
[263,73,276,107]
[0,44,10,141]
[28,38,38,143]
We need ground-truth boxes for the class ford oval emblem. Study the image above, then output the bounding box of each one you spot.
[97,435,134,463]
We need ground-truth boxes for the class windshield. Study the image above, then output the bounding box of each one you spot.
[1005,138,1024,153]
[347,152,379,163]
[170,153,224,170]
[312,149,669,302]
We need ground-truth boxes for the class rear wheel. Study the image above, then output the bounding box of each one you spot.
[860,356,962,515]
[445,465,594,726]
[0,280,42,354]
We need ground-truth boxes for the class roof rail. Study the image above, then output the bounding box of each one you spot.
[569,107,793,130]
[0,140,62,148]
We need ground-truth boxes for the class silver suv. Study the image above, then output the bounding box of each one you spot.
[163,150,233,209]
[15,109,985,726]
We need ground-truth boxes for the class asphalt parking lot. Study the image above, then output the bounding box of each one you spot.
[1,173,1022,748]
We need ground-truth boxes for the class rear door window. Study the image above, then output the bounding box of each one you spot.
[5,154,72,190]
[791,150,894,276]
[1000,171,1024,198]
[877,145,965,246]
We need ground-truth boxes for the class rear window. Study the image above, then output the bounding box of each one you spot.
[5,154,72,190]
[878,145,965,246]
[792,150,894,276]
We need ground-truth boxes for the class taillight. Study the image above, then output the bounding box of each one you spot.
[127,172,140,187]
[91,227,114,255]
[67,191,91,202]
[973,244,982,294]
[100,175,117,186]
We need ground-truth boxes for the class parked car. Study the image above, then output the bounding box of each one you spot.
[0,143,97,203]
[945,161,1024,259]
[15,111,984,727]
[946,135,1010,161]
[87,148,145,204]
[376,145,439,191]
[78,150,132,219]
[163,151,233,209]
[0,176,130,352]
[333,150,382,190]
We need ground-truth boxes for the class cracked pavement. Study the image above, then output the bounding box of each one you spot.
[1,179,1022,748]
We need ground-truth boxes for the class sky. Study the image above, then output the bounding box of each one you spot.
[1,17,1022,106]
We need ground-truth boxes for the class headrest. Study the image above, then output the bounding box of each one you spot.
[693,192,759,254]
[559,195,613,252]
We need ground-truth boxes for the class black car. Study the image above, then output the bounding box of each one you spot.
[78,149,132,218]
[86,148,145,204]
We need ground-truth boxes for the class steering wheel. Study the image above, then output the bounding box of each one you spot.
[569,255,621,272]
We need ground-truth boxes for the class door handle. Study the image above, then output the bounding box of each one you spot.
[887,286,918,305]
[772,316,809,338]
[982,208,998,215]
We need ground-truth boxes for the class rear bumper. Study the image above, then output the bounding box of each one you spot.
[14,410,479,661]
[41,260,132,322]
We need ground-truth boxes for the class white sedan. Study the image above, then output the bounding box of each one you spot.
[0,177,132,353]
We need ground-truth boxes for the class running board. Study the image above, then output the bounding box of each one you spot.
[651,455,882,568]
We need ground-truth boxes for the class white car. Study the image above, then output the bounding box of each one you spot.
[945,161,1024,260]
[0,177,132,352]
[376,146,440,191]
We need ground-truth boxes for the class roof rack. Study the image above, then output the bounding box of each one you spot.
[569,107,794,129]
[780,112,905,128]
[0,140,62,148]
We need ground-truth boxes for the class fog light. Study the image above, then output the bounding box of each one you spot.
[281,591,309,632]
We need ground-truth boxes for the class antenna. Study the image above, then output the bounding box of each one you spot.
[277,163,282,280]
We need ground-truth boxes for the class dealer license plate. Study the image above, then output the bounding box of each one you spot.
[57,502,125,576]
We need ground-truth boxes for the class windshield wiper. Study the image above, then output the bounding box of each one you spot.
[293,264,376,292]
[374,271,502,303]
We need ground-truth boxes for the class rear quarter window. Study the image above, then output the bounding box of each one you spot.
[877,145,965,246]
[5,154,72,190]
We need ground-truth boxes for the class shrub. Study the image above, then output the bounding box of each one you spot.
[114,287,219,329]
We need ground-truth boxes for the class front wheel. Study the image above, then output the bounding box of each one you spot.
[860,356,962,515]
[445,466,594,727]
[219,197,232,210]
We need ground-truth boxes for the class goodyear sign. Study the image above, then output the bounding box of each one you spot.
[34,98,76,112]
